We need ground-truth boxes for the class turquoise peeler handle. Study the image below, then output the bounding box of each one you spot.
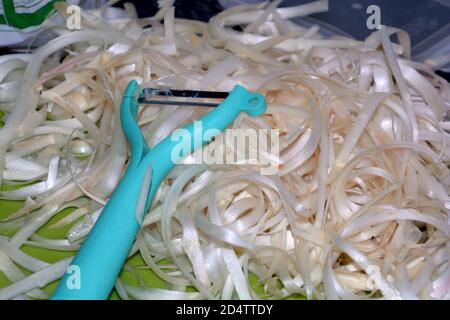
[51,80,266,300]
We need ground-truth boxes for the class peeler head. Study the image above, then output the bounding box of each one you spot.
[228,85,266,117]
[138,88,228,107]
[121,81,266,167]
[137,85,266,117]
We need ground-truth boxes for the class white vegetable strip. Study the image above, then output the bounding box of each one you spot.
[0,236,49,272]
[329,232,402,299]
[0,258,72,300]
[335,93,389,167]
[379,26,418,142]
[221,248,252,300]
[0,30,132,185]
[125,285,203,300]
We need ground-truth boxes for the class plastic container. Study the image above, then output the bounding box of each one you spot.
[219,0,450,71]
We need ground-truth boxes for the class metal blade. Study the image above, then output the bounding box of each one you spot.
[138,100,221,107]
[138,88,229,107]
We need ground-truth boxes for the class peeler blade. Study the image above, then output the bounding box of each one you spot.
[138,88,229,107]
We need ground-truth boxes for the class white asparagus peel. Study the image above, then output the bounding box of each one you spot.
[0,257,72,300]
[0,0,449,300]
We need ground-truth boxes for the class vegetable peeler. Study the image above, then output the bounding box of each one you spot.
[51,80,266,300]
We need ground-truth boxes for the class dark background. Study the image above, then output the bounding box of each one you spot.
[114,0,223,22]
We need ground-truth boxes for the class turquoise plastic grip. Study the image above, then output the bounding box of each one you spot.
[51,80,266,300]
